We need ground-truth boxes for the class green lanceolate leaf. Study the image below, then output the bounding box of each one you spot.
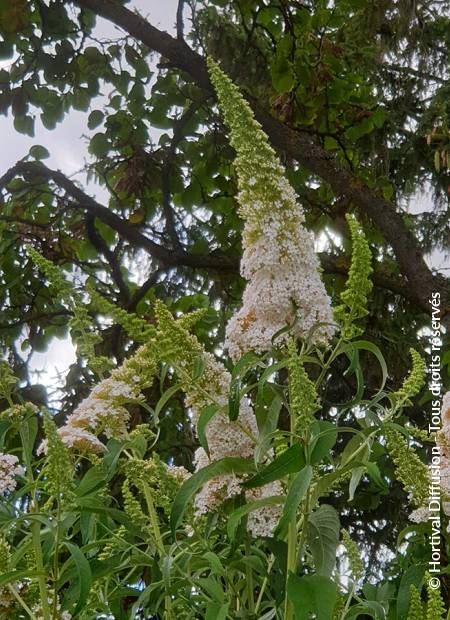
[307,504,340,576]
[242,443,306,488]
[197,403,221,456]
[349,465,366,501]
[275,465,313,538]
[228,377,241,421]
[62,542,92,615]
[231,351,263,379]
[309,421,338,465]
[170,457,255,531]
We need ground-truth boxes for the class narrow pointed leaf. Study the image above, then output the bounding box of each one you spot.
[275,465,313,537]
[242,444,305,488]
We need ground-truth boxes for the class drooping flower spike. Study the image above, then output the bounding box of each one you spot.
[207,58,334,360]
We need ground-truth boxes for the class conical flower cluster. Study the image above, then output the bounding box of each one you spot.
[0,452,24,495]
[207,58,334,360]
[42,336,160,453]
[409,390,450,525]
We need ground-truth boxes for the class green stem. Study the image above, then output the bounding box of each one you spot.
[141,481,173,619]
[295,488,311,567]
[141,481,165,554]
[254,554,275,615]
[284,518,297,620]
[30,510,51,620]
[314,336,344,389]
[285,366,300,620]
[340,582,356,620]
[52,500,62,619]
[245,537,255,613]
[7,584,38,619]
[20,427,51,620]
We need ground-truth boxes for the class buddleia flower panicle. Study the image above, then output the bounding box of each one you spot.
[341,529,364,582]
[41,412,74,503]
[88,287,156,342]
[0,452,24,495]
[27,247,112,376]
[43,332,161,453]
[207,58,334,360]
[385,426,429,507]
[407,585,424,620]
[425,575,446,619]
[334,214,373,339]
[98,525,128,561]
[287,338,319,439]
[409,393,450,524]
[390,349,426,409]
[155,301,282,537]
[0,536,10,572]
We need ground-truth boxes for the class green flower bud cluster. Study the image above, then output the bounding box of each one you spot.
[0,535,10,572]
[332,594,346,620]
[425,576,446,620]
[385,426,429,506]
[341,529,364,582]
[0,361,17,401]
[207,57,293,240]
[273,429,289,456]
[88,287,156,342]
[27,247,112,376]
[391,349,426,409]
[287,338,319,439]
[406,425,434,444]
[334,215,373,339]
[153,301,217,399]
[42,413,74,504]
[407,585,424,620]
[97,525,127,561]
[122,477,150,533]
[123,455,187,517]
[112,337,159,393]
[0,536,15,611]
[0,402,37,427]
[128,423,156,446]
